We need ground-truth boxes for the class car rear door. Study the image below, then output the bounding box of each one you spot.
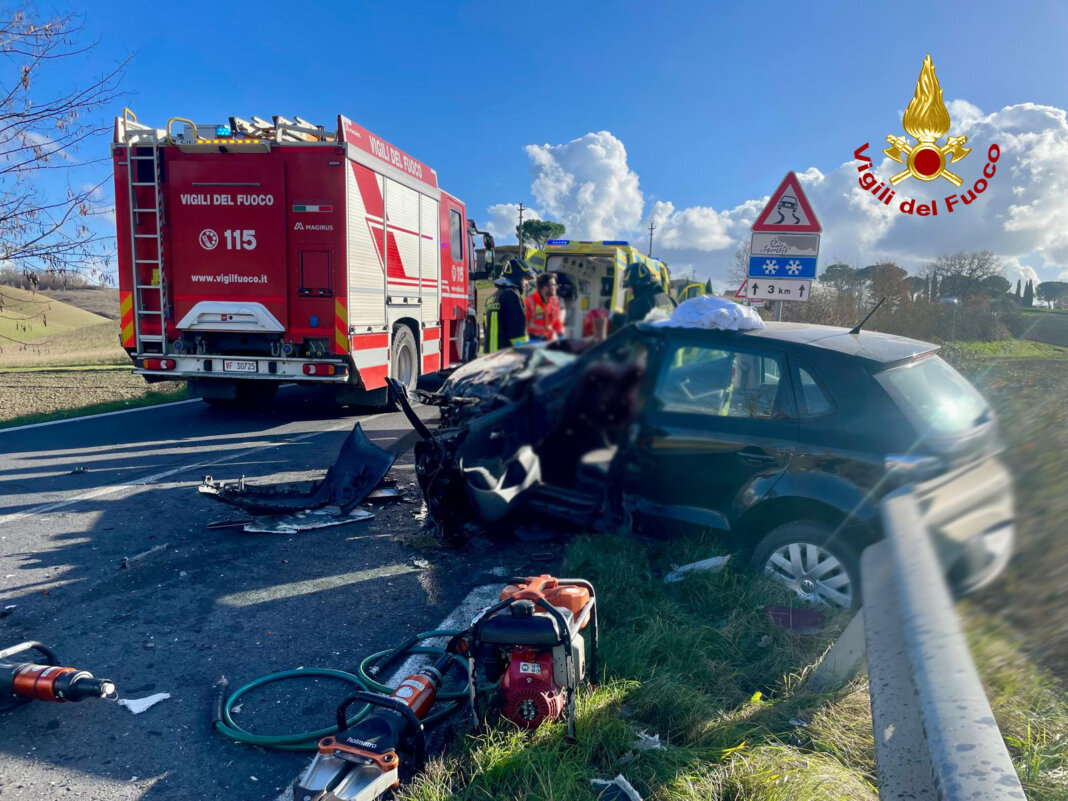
[624,336,799,534]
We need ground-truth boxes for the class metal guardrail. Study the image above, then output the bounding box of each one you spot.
[862,487,1025,800]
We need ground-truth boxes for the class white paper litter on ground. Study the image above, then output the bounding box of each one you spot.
[631,730,664,751]
[652,295,765,331]
[118,693,171,714]
[591,774,643,801]
[244,507,374,534]
[664,555,732,583]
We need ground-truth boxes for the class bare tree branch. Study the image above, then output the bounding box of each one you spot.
[0,8,125,284]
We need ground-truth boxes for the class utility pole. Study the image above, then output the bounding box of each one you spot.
[647,221,655,256]
[516,202,525,257]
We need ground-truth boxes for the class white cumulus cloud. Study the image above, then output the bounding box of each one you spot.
[484,202,541,242]
[524,132,643,239]
[490,101,1068,285]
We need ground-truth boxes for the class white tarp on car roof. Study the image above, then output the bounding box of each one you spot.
[651,295,765,331]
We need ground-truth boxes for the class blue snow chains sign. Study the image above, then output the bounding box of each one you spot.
[748,256,817,279]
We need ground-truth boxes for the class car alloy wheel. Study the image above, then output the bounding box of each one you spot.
[763,542,854,609]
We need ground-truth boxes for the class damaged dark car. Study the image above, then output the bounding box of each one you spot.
[391,321,1015,609]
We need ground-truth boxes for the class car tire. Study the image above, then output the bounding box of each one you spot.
[748,520,860,610]
[391,325,419,394]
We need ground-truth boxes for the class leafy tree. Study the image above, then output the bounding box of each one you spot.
[819,263,858,293]
[705,278,713,294]
[979,275,1011,297]
[858,263,909,304]
[1015,279,1022,299]
[1023,279,1034,307]
[1037,281,1068,308]
[0,10,126,283]
[517,219,565,250]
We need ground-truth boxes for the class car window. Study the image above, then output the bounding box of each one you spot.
[875,355,989,436]
[655,344,789,419]
[796,365,833,418]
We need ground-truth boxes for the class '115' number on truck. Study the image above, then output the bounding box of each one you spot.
[224,229,256,250]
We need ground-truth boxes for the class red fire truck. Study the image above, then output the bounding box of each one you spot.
[112,110,485,405]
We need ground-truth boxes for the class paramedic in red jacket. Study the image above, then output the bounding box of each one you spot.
[525,272,565,341]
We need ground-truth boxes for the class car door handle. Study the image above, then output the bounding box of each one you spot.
[738,447,777,466]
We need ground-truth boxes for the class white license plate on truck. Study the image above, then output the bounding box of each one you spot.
[223,360,257,373]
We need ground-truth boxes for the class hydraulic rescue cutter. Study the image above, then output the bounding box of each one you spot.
[293,575,597,801]
[0,642,116,713]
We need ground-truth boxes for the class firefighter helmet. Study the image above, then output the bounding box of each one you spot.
[496,258,537,288]
[623,260,656,289]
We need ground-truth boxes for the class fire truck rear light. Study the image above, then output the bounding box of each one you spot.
[142,358,176,370]
[302,363,336,376]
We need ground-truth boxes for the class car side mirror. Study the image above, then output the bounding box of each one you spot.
[483,233,495,249]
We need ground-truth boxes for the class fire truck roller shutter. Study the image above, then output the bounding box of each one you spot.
[420,192,440,326]
[382,178,424,303]
[346,163,388,330]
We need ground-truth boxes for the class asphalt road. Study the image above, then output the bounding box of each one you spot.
[0,388,555,801]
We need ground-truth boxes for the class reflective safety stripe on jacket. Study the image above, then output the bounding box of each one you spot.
[484,287,529,353]
[524,293,564,340]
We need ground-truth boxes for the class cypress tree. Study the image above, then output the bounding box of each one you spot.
[1023,279,1035,307]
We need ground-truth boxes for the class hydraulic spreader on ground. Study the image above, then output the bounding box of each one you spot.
[0,641,116,713]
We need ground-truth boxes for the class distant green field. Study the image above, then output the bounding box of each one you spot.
[943,339,1068,360]
[0,319,128,368]
[0,283,108,343]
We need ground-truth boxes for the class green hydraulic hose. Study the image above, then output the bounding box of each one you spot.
[212,630,470,751]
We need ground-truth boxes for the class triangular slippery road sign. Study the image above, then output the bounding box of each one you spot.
[752,172,822,233]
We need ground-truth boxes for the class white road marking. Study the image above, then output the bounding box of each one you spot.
[278,573,506,801]
[0,399,202,435]
[0,414,387,529]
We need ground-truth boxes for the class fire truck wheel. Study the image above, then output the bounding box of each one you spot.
[391,325,419,393]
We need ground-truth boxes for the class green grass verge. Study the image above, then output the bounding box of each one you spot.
[397,530,1067,800]
[941,339,1068,360]
[0,384,190,429]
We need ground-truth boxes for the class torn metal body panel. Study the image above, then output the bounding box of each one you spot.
[416,341,582,426]
[389,336,646,540]
[198,423,395,515]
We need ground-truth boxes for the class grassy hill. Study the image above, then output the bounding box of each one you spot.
[40,285,120,319]
[0,284,109,339]
[0,284,128,368]
[1020,307,1068,347]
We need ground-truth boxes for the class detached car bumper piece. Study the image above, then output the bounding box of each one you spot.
[199,422,395,515]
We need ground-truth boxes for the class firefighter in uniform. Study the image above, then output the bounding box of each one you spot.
[484,258,535,353]
[524,272,565,341]
[623,260,675,324]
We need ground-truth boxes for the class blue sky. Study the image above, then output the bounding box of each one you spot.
[49,0,1068,285]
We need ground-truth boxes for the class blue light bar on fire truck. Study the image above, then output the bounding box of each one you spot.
[547,240,569,246]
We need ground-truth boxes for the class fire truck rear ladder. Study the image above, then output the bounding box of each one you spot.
[126,144,167,354]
